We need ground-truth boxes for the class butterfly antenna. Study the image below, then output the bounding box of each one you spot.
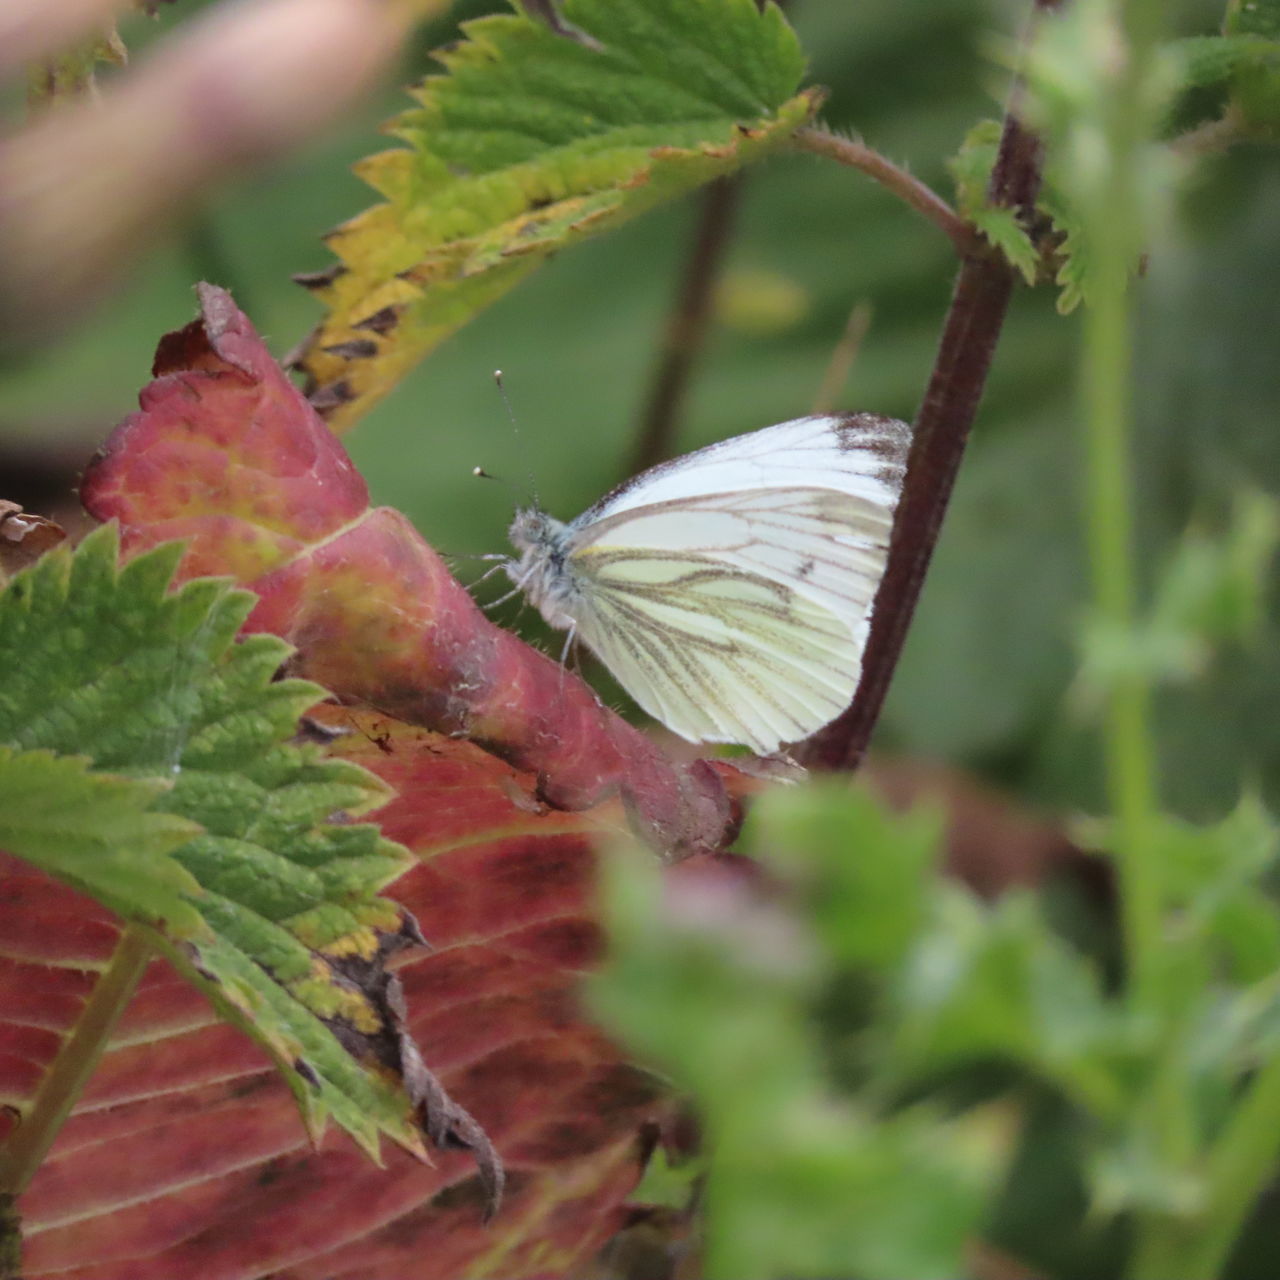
[493,369,541,509]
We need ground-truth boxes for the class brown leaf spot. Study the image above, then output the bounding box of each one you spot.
[321,338,379,361]
[354,305,403,335]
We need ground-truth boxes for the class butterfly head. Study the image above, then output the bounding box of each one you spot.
[505,507,578,628]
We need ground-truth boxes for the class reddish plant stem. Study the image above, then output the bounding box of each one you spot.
[798,1,1059,771]
[792,127,978,256]
[628,175,742,475]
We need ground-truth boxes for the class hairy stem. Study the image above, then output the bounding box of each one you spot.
[0,924,154,1197]
[628,176,742,475]
[792,127,978,255]
[798,1,1060,772]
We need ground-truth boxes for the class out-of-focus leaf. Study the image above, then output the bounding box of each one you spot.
[590,842,1001,1280]
[1160,34,1280,138]
[0,525,463,1168]
[1084,794,1280,981]
[12,709,682,1279]
[1222,0,1280,136]
[1074,492,1279,699]
[1173,34,1280,91]
[82,284,744,859]
[295,0,818,430]
[890,887,1129,1118]
[1228,0,1280,38]
[25,25,127,108]
[751,780,943,971]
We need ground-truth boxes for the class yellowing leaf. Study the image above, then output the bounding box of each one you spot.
[295,0,817,431]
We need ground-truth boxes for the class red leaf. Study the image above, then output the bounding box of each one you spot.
[22,285,770,1276]
[12,715,694,1278]
[82,283,742,859]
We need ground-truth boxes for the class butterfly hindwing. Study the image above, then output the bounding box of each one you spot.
[566,547,862,753]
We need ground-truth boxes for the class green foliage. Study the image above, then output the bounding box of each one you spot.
[1225,0,1280,137]
[949,120,1040,285]
[0,747,201,924]
[1228,0,1280,39]
[949,117,1109,313]
[298,0,817,430]
[1165,33,1280,139]
[1076,490,1279,698]
[595,775,1280,1280]
[0,527,424,1158]
[591,796,1000,1280]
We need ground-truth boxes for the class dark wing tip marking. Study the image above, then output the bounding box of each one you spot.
[833,413,912,489]
[833,412,912,459]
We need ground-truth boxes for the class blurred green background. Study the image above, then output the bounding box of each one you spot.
[1,0,1275,822]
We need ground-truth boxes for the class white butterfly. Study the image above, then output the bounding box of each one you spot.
[504,413,911,755]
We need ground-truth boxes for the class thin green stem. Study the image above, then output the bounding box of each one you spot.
[1080,245,1161,1004]
[1131,1054,1280,1280]
[0,924,154,1197]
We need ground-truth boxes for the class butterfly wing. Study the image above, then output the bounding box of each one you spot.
[576,414,909,531]
[554,415,910,752]
[565,547,864,754]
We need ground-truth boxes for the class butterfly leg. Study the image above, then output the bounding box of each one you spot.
[556,622,579,693]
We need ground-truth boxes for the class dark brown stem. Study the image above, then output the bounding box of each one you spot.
[797,1,1060,772]
[628,175,742,475]
[792,126,979,256]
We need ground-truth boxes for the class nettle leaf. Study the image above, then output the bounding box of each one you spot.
[0,747,201,921]
[1089,796,1280,983]
[295,0,818,430]
[948,120,1039,285]
[83,283,744,860]
[889,887,1131,1118]
[12,712,685,1279]
[0,526,460,1170]
[1035,180,1091,314]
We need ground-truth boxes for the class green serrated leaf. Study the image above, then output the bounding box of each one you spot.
[298,0,817,430]
[1073,493,1280,697]
[0,747,202,926]
[971,207,1040,284]
[0,527,423,1159]
[948,121,1039,284]
[1037,184,1092,314]
[948,119,1003,214]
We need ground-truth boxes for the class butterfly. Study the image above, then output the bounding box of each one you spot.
[504,413,912,755]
